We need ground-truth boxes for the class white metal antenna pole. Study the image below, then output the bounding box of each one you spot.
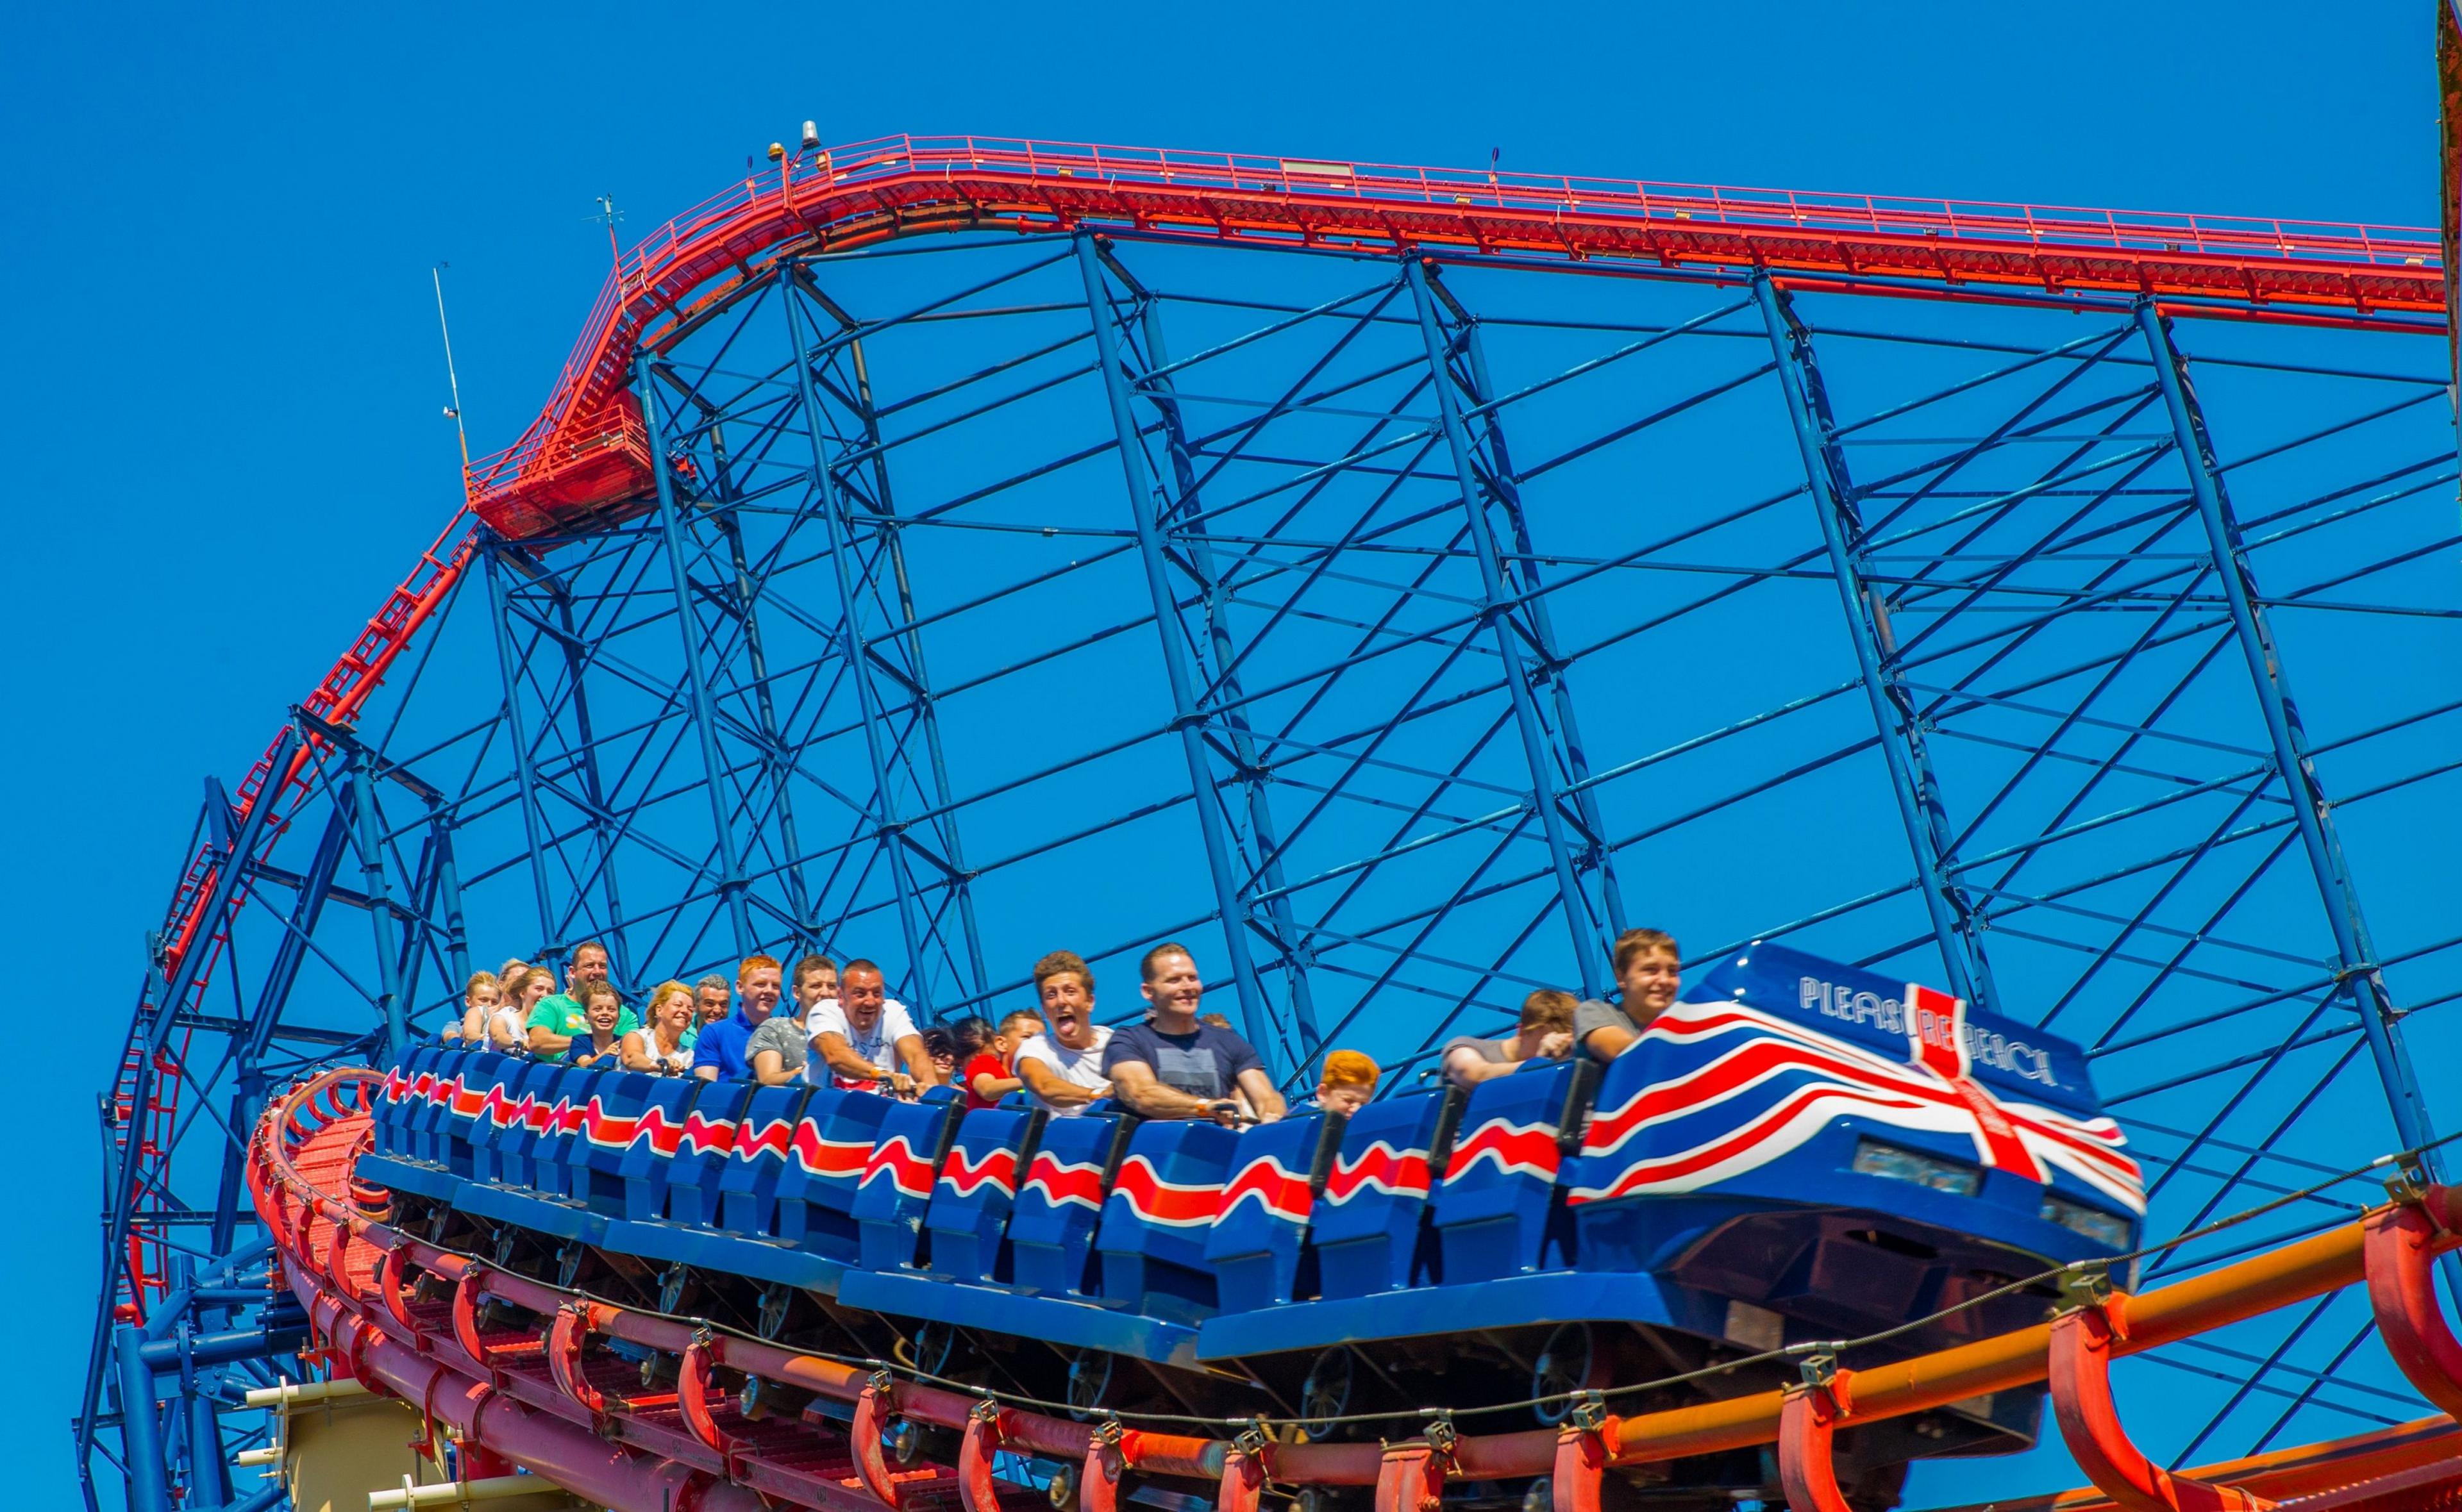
[431,264,471,479]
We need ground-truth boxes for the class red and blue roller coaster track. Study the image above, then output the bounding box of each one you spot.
[101,134,2458,1511]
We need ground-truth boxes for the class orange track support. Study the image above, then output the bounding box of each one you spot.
[850,1380,905,1507]
[1079,1429,1126,1512]
[1551,1415,1616,1512]
[1218,1446,1268,1512]
[1777,1369,1855,1512]
[1375,1442,1448,1512]
[957,1402,1006,1512]
[2363,1201,2462,1424]
[679,1333,739,1458]
[2048,1302,2273,1511]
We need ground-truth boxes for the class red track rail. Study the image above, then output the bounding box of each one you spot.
[254,1070,2462,1512]
[465,133,2446,539]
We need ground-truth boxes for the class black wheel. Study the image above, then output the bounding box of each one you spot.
[1046,1461,1078,1511]
[1065,1349,1116,1421]
[657,1265,690,1313]
[889,1418,927,1468]
[1530,1322,1605,1427]
[912,1319,965,1379]
[1520,1479,1552,1512]
[1300,1347,1355,1439]
[757,1285,792,1338]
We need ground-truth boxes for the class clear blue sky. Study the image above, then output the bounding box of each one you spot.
[2,4,2437,1504]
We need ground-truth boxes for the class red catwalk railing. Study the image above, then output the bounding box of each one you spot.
[252,1069,2462,1512]
[462,133,2448,539]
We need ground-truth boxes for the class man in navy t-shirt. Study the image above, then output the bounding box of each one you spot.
[1100,943,1287,1127]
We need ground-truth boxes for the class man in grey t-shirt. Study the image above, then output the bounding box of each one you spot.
[1575,927,1686,1061]
[744,1015,808,1086]
[1442,990,1577,1088]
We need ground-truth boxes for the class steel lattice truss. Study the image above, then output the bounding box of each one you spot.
[80,219,2462,1508]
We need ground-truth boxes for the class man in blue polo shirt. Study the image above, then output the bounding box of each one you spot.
[691,954,783,1081]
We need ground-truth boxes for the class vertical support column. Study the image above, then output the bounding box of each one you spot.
[90,732,292,1461]
[113,1324,167,1512]
[482,536,560,953]
[638,355,756,958]
[1755,275,2000,1014]
[848,336,990,997]
[1076,233,1282,1068]
[548,589,635,982]
[349,740,406,1055]
[1123,258,1324,1066]
[2136,301,2443,1172]
[1405,256,1607,999]
[792,267,990,994]
[1457,317,1631,939]
[710,503,817,947]
[184,1380,228,1512]
[172,1254,230,1512]
[778,294,937,1012]
[427,799,469,989]
[213,803,349,1256]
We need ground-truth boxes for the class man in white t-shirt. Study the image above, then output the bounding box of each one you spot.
[805,958,938,1095]
[1012,949,1113,1117]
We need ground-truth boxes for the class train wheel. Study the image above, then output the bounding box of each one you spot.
[1299,1347,1355,1439]
[1530,1323,1608,1427]
[657,1264,691,1314]
[912,1319,967,1380]
[757,1284,792,1339]
[1065,1349,1117,1421]
[1520,1479,1551,1512]
[889,1417,928,1468]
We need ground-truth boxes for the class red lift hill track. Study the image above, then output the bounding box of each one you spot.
[156,137,2462,1512]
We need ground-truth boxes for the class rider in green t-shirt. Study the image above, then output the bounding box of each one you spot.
[524,940,639,1057]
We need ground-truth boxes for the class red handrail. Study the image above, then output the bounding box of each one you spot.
[460,134,2445,541]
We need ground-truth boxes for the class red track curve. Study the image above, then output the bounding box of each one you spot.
[255,1070,2462,1511]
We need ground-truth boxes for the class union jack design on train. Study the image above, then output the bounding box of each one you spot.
[1574,976,2144,1213]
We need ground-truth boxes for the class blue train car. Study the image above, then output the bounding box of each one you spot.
[359,943,2140,1505]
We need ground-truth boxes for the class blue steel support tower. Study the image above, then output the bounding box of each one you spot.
[1755,274,2004,1016]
